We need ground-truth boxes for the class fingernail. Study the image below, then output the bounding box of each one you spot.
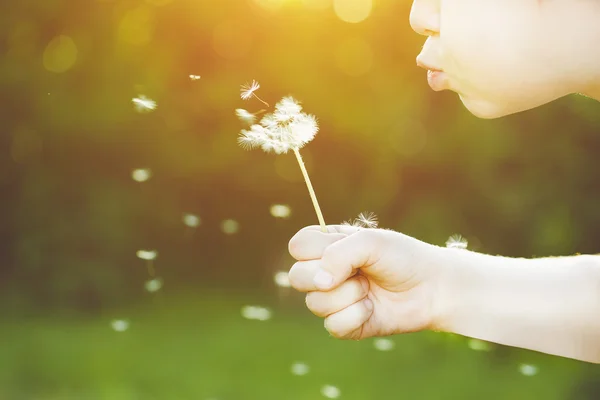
[364,298,374,311]
[313,269,334,289]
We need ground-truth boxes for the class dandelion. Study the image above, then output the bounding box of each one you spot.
[111,319,129,332]
[342,211,378,229]
[235,109,257,125]
[274,271,291,287]
[291,362,310,376]
[446,234,468,250]
[321,385,341,399]
[189,74,201,81]
[519,364,539,376]
[132,168,152,182]
[237,95,326,232]
[270,204,291,219]
[240,80,269,107]
[132,95,157,113]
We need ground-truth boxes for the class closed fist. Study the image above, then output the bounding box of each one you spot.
[288,225,447,340]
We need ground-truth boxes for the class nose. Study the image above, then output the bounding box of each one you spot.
[409,1,440,36]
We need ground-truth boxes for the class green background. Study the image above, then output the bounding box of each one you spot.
[1,0,599,398]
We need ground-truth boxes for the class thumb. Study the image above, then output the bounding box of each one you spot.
[313,229,382,291]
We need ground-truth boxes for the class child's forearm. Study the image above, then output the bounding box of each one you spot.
[433,249,600,363]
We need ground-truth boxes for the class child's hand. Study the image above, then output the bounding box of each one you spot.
[288,225,447,340]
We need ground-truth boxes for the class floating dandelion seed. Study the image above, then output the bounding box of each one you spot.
[189,74,201,81]
[131,168,152,182]
[136,249,158,261]
[240,80,269,107]
[270,204,291,219]
[342,211,378,228]
[446,234,468,250]
[182,213,201,228]
[519,364,539,376]
[241,305,272,321]
[235,109,257,125]
[321,385,341,399]
[291,362,310,376]
[221,219,239,234]
[132,95,157,113]
[373,338,395,351]
[145,278,163,293]
[237,94,326,232]
[467,339,492,352]
[274,271,291,288]
[111,319,129,332]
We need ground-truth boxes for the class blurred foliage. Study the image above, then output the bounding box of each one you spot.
[0,0,599,398]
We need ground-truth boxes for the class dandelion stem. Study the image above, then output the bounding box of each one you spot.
[293,147,327,233]
[252,93,270,108]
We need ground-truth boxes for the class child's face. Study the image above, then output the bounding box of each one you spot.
[410,0,573,118]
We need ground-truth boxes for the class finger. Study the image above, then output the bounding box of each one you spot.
[288,228,347,261]
[324,298,374,339]
[289,259,321,292]
[313,229,383,291]
[305,276,369,317]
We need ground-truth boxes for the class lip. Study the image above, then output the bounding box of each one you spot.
[416,60,448,91]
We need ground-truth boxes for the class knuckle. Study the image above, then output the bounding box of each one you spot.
[288,261,304,289]
[305,292,326,317]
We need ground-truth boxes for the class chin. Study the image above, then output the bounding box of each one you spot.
[457,94,522,119]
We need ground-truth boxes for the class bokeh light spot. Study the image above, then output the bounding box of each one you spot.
[373,338,395,351]
[291,362,310,375]
[136,249,158,261]
[111,319,130,332]
[221,219,240,234]
[274,271,291,287]
[212,19,253,60]
[145,278,163,293]
[241,305,272,321]
[321,385,341,399]
[43,35,77,73]
[334,37,373,77]
[519,364,539,376]
[182,213,201,228]
[270,204,291,218]
[132,168,152,182]
[302,0,330,10]
[333,0,372,23]
[467,339,491,351]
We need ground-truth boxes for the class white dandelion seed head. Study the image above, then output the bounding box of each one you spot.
[237,96,319,154]
[144,278,163,293]
[321,385,341,399]
[446,234,468,250]
[240,80,261,100]
[270,204,291,219]
[111,319,129,332]
[241,305,272,321]
[235,109,257,125]
[274,271,291,287]
[182,213,201,228]
[132,95,157,113]
[131,168,152,182]
[189,74,201,81]
[373,338,395,351]
[519,364,539,376]
[291,362,310,376]
[136,249,158,261]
